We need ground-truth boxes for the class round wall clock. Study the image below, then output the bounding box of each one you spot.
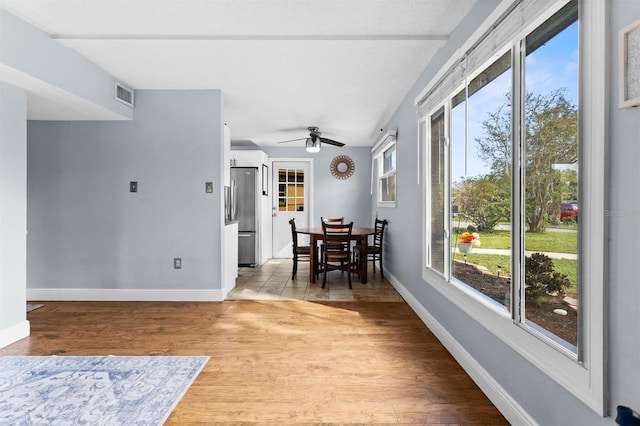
[330,155,355,180]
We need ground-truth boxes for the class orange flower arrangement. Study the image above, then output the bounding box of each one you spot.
[459,232,476,243]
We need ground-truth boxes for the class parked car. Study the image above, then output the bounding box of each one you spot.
[560,202,578,221]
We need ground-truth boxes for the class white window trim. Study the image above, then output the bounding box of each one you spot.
[419,0,607,415]
[373,130,397,208]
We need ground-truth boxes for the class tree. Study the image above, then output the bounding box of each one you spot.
[558,169,578,202]
[476,89,578,232]
[476,103,512,176]
[453,173,510,231]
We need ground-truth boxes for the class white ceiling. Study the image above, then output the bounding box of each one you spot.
[0,0,476,147]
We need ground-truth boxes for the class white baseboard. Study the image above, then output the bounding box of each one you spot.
[0,320,30,349]
[27,288,225,302]
[385,271,535,426]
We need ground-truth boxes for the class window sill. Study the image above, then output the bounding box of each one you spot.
[377,201,396,208]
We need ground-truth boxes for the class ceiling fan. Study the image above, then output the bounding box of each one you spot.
[277,126,345,152]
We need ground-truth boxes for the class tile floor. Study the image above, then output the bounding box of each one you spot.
[227,258,404,302]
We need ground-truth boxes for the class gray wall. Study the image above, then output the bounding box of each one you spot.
[0,8,131,120]
[27,90,224,294]
[263,146,373,227]
[378,0,640,424]
[0,82,27,333]
[608,0,640,416]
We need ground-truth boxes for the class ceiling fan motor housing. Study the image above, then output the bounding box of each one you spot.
[308,126,321,140]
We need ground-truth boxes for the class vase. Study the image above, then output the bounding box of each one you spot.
[457,242,472,253]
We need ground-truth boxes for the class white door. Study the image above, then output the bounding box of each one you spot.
[272,160,311,258]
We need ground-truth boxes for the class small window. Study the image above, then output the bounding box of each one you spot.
[374,132,397,207]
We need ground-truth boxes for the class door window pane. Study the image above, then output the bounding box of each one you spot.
[278,168,305,212]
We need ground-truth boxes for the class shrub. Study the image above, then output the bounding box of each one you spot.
[453,174,510,231]
[524,252,572,304]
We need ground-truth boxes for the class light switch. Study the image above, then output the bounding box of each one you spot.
[205,182,213,193]
[130,181,138,192]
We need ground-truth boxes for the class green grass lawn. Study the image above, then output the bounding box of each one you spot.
[548,221,578,230]
[453,253,511,276]
[457,229,577,253]
[548,258,578,296]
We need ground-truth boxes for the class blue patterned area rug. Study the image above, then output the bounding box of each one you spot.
[0,355,209,425]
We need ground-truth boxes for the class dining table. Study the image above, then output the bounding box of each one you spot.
[295,226,376,284]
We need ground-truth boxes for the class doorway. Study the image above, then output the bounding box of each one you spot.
[271,159,313,258]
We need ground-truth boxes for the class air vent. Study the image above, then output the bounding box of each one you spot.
[114,82,134,107]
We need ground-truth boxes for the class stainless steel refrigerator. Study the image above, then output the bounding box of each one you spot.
[231,167,258,266]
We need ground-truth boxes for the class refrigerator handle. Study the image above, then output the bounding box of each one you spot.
[230,179,236,221]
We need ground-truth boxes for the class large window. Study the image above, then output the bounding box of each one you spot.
[427,0,577,348]
[418,0,606,415]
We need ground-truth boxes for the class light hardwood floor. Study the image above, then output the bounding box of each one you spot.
[4,261,508,425]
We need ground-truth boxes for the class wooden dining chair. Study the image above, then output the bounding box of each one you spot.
[289,218,312,280]
[321,216,344,225]
[318,217,345,268]
[354,218,388,277]
[320,221,354,288]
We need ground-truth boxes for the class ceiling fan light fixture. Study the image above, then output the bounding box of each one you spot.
[305,137,320,153]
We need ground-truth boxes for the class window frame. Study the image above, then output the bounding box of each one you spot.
[418,0,607,415]
[373,130,397,208]
[425,106,449,276]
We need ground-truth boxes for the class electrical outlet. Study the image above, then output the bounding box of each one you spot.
[129,181,138,192]
[174,258,182,269]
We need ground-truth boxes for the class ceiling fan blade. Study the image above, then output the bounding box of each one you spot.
[319,137,345,147]
[277,137,307,144]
